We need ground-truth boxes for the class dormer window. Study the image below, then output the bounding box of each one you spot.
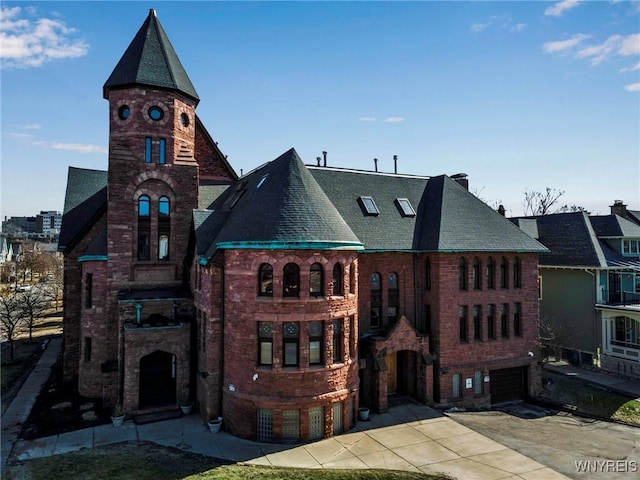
[359,196,379,216]
[396,198,416,217]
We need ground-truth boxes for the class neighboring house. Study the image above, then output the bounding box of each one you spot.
[512,210,640,379]
[60,9,547,443]
[0,236,15,283]
[610,200,640,226]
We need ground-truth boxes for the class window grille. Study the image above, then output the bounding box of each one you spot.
[257,408,273,442]
[282,410,300,443]
[332,402,343,435]
[309,407,324,440]
[452,374,461,398]
[474,371,483,395]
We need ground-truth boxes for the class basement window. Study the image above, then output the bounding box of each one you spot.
[358,196,379,216]
[396,198,416,217]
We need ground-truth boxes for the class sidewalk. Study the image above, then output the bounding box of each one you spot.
[1,336,62,470]
[2,337,570,479]
[544,360,640,398]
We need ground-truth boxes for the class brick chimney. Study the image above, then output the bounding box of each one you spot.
[451,173,469,190]
[610,200,627,217]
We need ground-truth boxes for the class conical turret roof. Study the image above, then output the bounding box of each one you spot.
[103,9,198,102]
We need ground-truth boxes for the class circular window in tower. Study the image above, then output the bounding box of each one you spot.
[148,106,164,121]
[180,113,190,127]
[118,105,130,120]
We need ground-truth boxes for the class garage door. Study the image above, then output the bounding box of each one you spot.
[490,367,527,404]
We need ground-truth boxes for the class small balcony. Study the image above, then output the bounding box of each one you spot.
[598,289,640,307]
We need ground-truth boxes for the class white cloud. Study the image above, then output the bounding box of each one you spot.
[7,132,33,139]
[471,14,525,34]
[619,33,640,56]
[32,141,107,154]
[545,0,583,17]
[0,6,89,69]
[358,116,377,122]
[543,34,591,54]
[384,117,405,123]
[620,61,640,73]
[576,34,622,65]
[624,82,640,92]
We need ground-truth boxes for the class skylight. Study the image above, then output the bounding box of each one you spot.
[359,196,379,216]
[396,198,416,217]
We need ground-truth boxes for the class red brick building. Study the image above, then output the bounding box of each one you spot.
[60,10,547,443]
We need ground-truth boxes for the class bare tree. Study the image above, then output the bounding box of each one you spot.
[537,315,578,365]
[522,187,566,216]
[0,291,26,364]
[18,287,50,343]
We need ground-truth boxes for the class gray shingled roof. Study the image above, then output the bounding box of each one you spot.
[59,167,108,252]
[205,149,362,252]
[512,212,607,267]
[103,9,198,101]
[590,215,640,237]
[311,168,546,253]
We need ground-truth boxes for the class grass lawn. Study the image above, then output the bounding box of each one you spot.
[2,442,447,480]
[539,370,640,426]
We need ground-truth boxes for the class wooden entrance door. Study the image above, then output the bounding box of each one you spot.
[386,352,397,394]
[139,351,176,409]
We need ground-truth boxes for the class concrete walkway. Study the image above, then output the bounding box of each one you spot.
[2,337,571,479]
[544,360,640,398]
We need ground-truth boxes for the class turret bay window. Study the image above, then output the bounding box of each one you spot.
[137,195,151,260]
[283,322,299,366]
[500,257,509,288]
[309,321,323,365]
[370,273,382,328]
[332,319,342,363]
[158,196,170,260]
[258,322,273,366]
[283,263,300,298]
[388,273,399,323]
[332,263,343,295]
[309,263,323,297]
[258,264,273,296]
[473,257,481,290]
[459,257,468,290]
[513,257,522,288]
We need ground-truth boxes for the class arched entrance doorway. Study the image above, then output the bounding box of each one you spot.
[139,351,176,409]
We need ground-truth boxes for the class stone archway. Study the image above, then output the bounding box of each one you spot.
[139,350,176,409]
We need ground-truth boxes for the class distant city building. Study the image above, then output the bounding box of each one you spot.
[2,216,36,236]
[36,211,62,236]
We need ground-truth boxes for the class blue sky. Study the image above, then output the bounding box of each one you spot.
[1,1,639,221]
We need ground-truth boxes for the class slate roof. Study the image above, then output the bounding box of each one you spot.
[201,149,362,252]
[58,167,108,252]
[590,215,640,238]
[310,168,546,252]
[194,150,547,263]
[103,9,198,102]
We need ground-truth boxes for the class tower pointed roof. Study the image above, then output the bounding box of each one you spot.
[103,9,199,102]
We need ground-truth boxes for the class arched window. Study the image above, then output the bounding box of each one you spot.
[309,263,323,297]
[370,273,382,328]
[283,263,300,298]
[137,195,150,260]
[513,257,522,288]
[332,263,343,295]
[500,257,509,288]
[459,257,468,291]
[258,264,273,296]
[473,257,481,290]
[158,196,170,260]
[388,273,399,323]
[487,257,495,289]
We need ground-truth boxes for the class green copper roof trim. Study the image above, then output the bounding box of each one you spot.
[215,240,365,251]
[78,255,108,262]
[362,248,549,254]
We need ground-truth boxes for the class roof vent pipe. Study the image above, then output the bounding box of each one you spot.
[322,151,327,167]
[393,155,398,174]
[316,156,321,166]
[374,158,378,172]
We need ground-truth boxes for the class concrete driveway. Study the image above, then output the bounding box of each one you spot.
[448,403,640,480]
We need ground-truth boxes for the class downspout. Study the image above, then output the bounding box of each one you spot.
[584,269,598,365]
[219,265,225,418]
